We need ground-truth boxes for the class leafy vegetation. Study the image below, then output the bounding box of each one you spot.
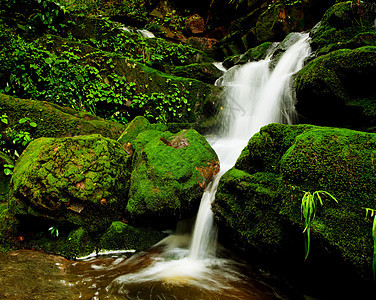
[365,207,376,278]
[0,111,38,162]
[301,191,339,260]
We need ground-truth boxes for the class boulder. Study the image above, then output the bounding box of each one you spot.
[310,1,376,56]
[171,62,224,84]
[214,123,376,294]
[185,14,205,35]
[99,221,166,251]
[127,127,218,226]
[9,134,131,233]
[295,46,376,131]
[0,93,124,141]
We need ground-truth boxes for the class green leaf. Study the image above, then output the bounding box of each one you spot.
[4,169,13,176]
[44,57,53,64]
[30,122,37,127]
[19,118,28,124]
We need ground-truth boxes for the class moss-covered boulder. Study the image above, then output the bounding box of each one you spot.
[222,41,274,68]
[311,1,376,56]
[0,94,124,141]
[171,62,224,84]
[127,128,218,226]
[214,123,376,288]
[9,134,131,233]
[99,221,166,251]
[295,46,376,131]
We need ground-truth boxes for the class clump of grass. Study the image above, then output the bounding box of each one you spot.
[301,190,338,260]
[364,207,376,279]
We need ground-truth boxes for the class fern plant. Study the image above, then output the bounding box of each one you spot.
[301,190,338,260]
[364,207,376,279]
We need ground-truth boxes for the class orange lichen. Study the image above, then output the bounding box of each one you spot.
[195,160,220,189]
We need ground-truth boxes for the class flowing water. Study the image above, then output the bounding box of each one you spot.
[0,33,311,299]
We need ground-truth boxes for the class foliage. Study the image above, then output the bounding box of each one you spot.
[301,190,338,260]
[131,82,192,123]
[364,207,376,279]
[3,164,14,176]
[48,226,59,238]
[0,23,199,125]
[0,112,38,160]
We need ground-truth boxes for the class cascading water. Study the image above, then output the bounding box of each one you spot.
[188,32,311,260]
[104,32,311,297]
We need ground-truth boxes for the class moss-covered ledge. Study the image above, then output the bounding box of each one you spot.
[0,93,125,140]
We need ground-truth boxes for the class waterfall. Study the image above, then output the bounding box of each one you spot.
[107,33,311,292]
[188,32,311,260]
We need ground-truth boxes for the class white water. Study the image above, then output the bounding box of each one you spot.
[107,32,311,291]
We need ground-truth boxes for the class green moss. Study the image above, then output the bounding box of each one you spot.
[127,128,218,225]
[311,1,376,55]
[296,46,376,129]
[0,93,125,141]
[171,63,223,84]
[99,221,165,251]
[61,227,95,259]
[9,134,131,233]
[235,123,315,174]
[215,124,376,279]
[214,168,288,253]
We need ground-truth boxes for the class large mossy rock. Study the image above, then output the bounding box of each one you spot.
[99,221,166,251]
[0,93,124,140]
[9,134,131,233]
[295,46,376,131]
[214,123,376,290]
[311,1,376,56]
[127,125,218,226]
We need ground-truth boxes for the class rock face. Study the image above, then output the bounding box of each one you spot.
[9,134,131,233]
[214,123,376,284]
[295,46,376,131]
[126,119,219,225]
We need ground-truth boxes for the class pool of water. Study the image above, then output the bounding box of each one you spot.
[0,242,304,300]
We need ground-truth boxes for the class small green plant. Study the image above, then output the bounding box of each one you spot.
[364,207,376,279]
[301,190,338,260]
[3,164,14,176]
[48,226,59,238]
[1,113,8,124]
[19,117,37,128]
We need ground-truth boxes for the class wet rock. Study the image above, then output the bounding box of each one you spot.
[99,221,166,251]
[9,134,131,233]
[214,123,376,284]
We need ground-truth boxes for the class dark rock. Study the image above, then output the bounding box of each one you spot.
[295,46,376,131]
[185,14,205,35]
